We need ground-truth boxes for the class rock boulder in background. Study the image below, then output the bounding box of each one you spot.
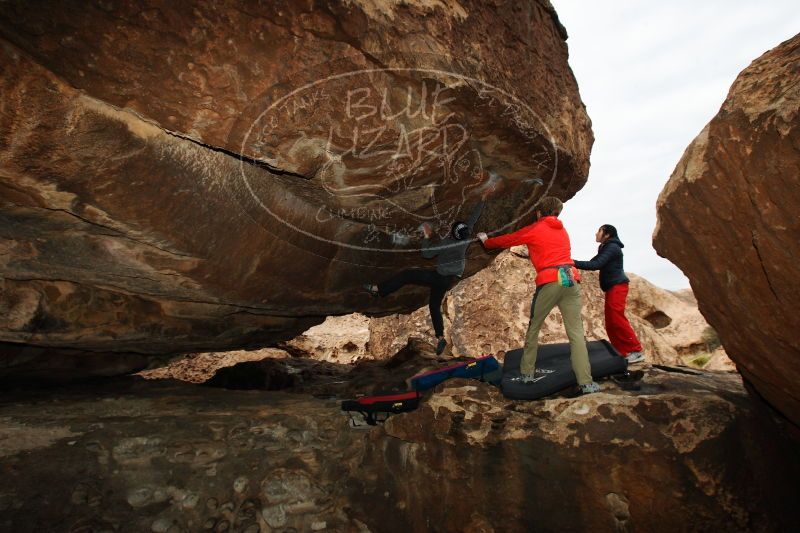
[654,34,800,430]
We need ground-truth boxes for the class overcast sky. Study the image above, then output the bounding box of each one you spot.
[550,1,800,290]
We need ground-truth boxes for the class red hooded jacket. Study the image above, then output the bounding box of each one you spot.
[483,216,581,287]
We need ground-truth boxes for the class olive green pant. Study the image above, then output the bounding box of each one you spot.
[522,282,593,385]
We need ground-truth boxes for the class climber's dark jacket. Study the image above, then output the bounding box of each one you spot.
[573,237,629,292]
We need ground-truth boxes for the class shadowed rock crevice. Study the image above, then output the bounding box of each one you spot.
[203,338,442,398]
[644,310,672,329]
[162,128,314,181]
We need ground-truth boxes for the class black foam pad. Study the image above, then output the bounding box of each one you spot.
[501,340,627,400]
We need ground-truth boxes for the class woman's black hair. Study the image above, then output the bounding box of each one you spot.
[600,224,618,239]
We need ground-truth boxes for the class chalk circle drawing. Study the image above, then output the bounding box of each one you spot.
[239,64,558,254]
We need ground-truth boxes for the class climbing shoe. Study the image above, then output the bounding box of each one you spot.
[579,381,601,395]
[510,368,553,384]
[435,337,447,355]
[626,351,646,364]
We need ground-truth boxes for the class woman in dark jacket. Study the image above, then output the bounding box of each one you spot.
[574,224,645,363]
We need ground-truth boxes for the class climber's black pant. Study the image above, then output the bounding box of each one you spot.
[378,269,456,337]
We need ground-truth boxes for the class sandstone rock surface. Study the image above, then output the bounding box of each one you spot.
[138,347,291,384]
[1,364,798,532]
[654,34,800,430]
[0,1,592,365]
[285,314,373,363]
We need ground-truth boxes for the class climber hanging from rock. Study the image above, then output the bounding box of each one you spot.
[364,174,500,355]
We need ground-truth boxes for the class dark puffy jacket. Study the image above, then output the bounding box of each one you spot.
[573,237,629,292]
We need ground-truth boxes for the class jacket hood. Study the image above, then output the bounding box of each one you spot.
[604,237,624,248]
[541,216,564,229]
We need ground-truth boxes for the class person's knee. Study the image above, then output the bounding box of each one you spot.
[565,325,586,341]
[529,303,552,325]
[561,312,584,331]
[525,320,545,339]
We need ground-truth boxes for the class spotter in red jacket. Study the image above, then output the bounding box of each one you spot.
[483,216,581,287]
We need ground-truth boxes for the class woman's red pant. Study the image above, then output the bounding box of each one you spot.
[605,282,643,356]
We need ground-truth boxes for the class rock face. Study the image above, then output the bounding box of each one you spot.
[0,342,154,384]
[2,365,799,531]
[0,1,592,365]
[653,34,800,431]
[372,372,799,532]
[285,314,373,363]
[138,347,292,384]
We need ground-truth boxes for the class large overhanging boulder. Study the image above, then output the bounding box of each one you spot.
[653,34,800,431]
[0,0,592,366]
